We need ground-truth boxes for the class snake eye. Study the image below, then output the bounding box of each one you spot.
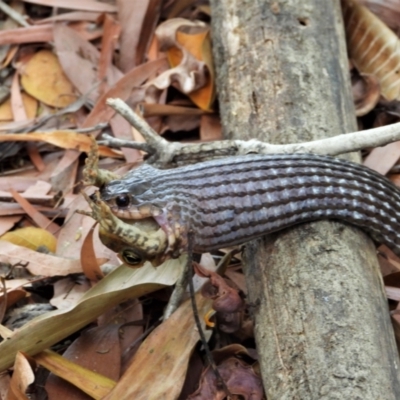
[121,249,143,266]
[115,194,130,208]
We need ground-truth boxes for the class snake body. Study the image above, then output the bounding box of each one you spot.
[98,153,400,262]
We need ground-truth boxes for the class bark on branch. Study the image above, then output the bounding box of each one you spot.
[104,97,400,168]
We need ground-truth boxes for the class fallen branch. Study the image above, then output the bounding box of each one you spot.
[102,97,400,168]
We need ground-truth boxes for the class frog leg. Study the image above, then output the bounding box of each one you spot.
[154,203,190,259]
[83,137,120,187]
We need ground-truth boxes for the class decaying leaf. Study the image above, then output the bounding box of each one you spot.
[0,240,83,276]
[0,93,37,122]
[153,18,215,110]
[53,24,123,104]
[0,131,121,157]
[103,293,212,400]
[189,357,263,400]
[0,259,184,372]
[351,70,380,116]
[359,0,400,32]
[8,352,36,400]
[342,0,400,100]
[19,50,77,108]
[36,349,116,400]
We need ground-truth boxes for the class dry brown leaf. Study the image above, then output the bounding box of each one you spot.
[67,21,104,42]
[0,25,53,46]
[35,349,116,400]
[114,300,143,373]
[386,286,400,301]
[36,11,102,24]
[0,240,83,276]
[0,216,22,236]
[188,357,263,399]
[103,294,212,400]
[56,324,121,381]
[1,45,18,69]
[200,114,222,141]
[342,0,400,100]
[141,102,207,116]
[1,227,57,253]
[109,112,141,162]
[1,278,33,293]
[0,93,37,122]
[135,0,162,66]
[53,24,123,104]
[3,289,28,310]
[360,0,400,32]
[81,226,105,281]
[22,0,117,12]
[19,50,76,108]
[0,131,120,157]
[162,113,201,133]
[50,277,91,310]
[23,180,52,196]
[8,352,35,400]
[363,141,400,174]
[11,72,28,121]
[10,189,60,234]
[117,0,150,72]
[0,374,10,400]
[0,190,57,206]
[83,57,169,128]
[98,14,121,96]
[351,72,380,116]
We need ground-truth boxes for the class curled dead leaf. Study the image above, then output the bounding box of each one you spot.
[153,18,215,110]
[342,0,400,101]
[351,70,380,116]
[196,263,243,313]
[359,0,400,32]
[188,357,264,400]
[0,93,37,122]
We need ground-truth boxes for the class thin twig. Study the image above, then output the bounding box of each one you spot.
[75,123,108,133]
[163,254,191,320]
[104,97,400,169]
[187,232,231,397]
[99,133,153,153]
[106,98,164,146]
[0,1,29,27]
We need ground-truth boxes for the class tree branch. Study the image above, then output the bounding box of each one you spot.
[104,97,400,168]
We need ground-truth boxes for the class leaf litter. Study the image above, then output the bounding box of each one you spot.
[0,1,399,399]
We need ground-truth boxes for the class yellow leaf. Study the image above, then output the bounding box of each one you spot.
[0,258,184,372]
[1,227,57,253]
[20,50,76,108]
[0,131,120,158]
[34,350,116,400]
